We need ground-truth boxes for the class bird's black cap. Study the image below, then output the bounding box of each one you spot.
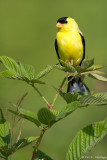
[57,17,68,24]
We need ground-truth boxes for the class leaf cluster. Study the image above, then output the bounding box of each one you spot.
[0,56,107,160]
[0,110,38,159]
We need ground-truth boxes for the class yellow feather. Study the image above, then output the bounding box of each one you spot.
[56,18,83,66]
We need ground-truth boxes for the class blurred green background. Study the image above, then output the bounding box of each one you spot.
[0,0,107,159]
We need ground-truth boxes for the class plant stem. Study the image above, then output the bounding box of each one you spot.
[31,127,47,160]
[51,77,66,107]
[17,92,28,107]
[31,83,52,109]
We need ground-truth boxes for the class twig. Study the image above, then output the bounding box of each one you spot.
[51,77,66,107]
[31,127,47,160]
[17,92,28,107]
[31,83,52,109]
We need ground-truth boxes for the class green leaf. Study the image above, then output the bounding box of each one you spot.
[36,149,53,160]
[0,56,21,75]
[82,58,94,69]
[35,65,53,79]
[87,65,104,71]
[20,63,35,80]
[51,64,66,71]
[93,92,107,102]
[79,93,107,106]
[63,92,79,103]
[13,136,38,152]
[66,117,107,160]
[53,101,80,120]
[0,110,10,147]
[89,73,107,82]
[9,108,41,127]
[59,60,76,73]
[0,70,16,78]
[31,79,45,84]
[75,66,86,73]
[0,110,11,157]
[0,56,45,84]
[51,61,76,74]
[59,101,80,118]
[37,108,56,125]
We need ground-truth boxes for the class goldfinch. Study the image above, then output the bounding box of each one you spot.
[55,17,90,93]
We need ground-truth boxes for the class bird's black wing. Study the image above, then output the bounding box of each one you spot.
[55,39,60,59]
[79,32,85,65]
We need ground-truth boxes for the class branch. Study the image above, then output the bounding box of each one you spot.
[51,77,66,107]
[17,92,28,107]
[31,127,47,160]
[31,83,52,109]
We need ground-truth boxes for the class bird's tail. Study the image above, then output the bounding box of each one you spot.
[67,76,90,94]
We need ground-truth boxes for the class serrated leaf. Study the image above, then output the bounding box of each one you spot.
[20,63,35,80]
[0,56,46,84]
[59,60,76,73]
[89,73,107,82]
[82,59,94,69]
[54,101,80,120]
[37,108,56,125]
[93,92,107,102]
[79,93,107,106]
[35,65,53,79]
[9,108,41,127]
[66,117,107,160]
[0,56,21,75]
[51,64,66,71]
[36,149,53,160]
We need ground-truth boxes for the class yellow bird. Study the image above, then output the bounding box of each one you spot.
[55,17,90,93]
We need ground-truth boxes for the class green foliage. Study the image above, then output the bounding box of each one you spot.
[54,101,80,120]
[0,110,38,159]
[50,59,107,83]
[79,92,107,106]
[9,107,42,127]
[36,149,53,160]
[37,108,56,125]
[0,56,107,160]
[81,58,94,69]
[0,110,10,148]
[12,136,38,152]
[66,117,107,160]
[35,65,53,79]
[0,56,21,75]
[9,102,80,128]
[59,91,107,106]
[89,73,107,81]
[0,56,47,84]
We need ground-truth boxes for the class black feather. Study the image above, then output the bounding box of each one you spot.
[55,39,60,59]
[79,32,85,65]
[57,17,68,24]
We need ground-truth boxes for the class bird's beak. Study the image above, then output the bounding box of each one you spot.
[56,22,63,28]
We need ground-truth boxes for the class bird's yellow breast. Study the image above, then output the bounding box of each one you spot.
[57,31,83,66]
